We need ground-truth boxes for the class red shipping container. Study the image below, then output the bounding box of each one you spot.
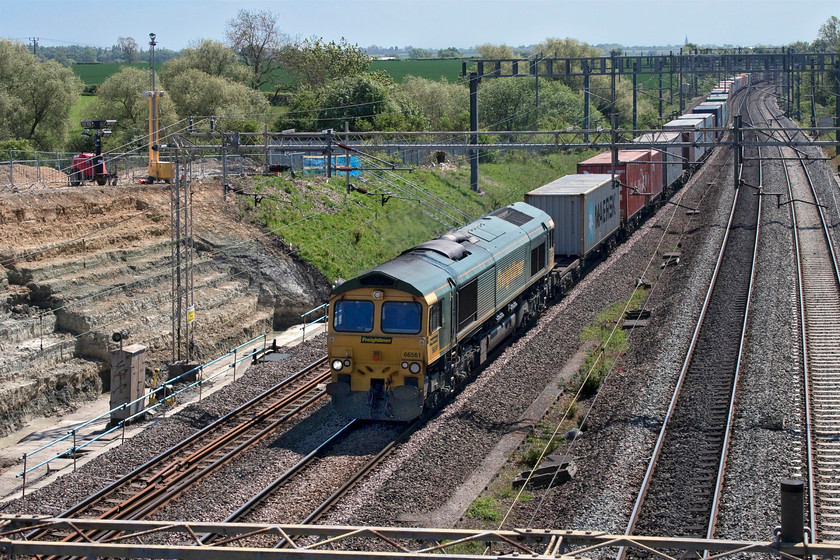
[577,150,662,223]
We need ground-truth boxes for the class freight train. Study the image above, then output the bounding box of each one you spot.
[325,73,751,421]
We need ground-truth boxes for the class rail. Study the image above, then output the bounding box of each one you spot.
[15,333,270,491]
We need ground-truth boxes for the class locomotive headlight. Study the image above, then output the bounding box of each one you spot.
[401,361,409,369]
[331,359,344,371]
[343,359,351,368]
[409,362,421,374]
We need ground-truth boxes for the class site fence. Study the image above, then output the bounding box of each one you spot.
[1,142,474,193]
[0,151,256,192]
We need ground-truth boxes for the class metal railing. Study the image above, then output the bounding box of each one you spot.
[300,303,328,342]
[16,333,269,495]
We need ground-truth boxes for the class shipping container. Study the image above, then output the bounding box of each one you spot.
[576,150,662,224]
[707,94,729,105]
[696,101,729,130]
[692,103,724,135]
[634,131,683,190]
[525,174,619,259]
[679,113,714,148]
[663,118,706,164]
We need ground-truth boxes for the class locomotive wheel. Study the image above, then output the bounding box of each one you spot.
[69,170,81,187]
[95,175,107,186]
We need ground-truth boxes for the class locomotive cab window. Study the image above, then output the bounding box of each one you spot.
[381,301,422,334]
[333,299,374,333]
[429,301,442,333]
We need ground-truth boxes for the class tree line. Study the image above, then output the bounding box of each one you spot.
[1,11,837,156]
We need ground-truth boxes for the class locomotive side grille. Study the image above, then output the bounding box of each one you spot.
[477,269,496,318]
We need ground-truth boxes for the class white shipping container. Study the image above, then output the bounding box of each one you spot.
[525,174,619,258]
[634,131,683,190]
[664,118,706,162]
[679,113,714,148]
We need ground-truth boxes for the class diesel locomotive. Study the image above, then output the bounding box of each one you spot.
[326,202,556,421]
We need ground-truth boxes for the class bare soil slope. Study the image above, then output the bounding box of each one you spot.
[0,179,330,437]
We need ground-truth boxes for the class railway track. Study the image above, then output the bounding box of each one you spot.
[621,88,763,548]
[28,356,331,549]
[201,418,418,548]
[762,95,840,543]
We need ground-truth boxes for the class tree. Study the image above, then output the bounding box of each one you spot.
[408,47,433,59]
[475,44,515,59]
[535,37,602,60]
[163,68,269,125]
[474,44,518,75]
[83,66,177,149]
[477,78,601,132]
[816,16,840,52]
[276,87,321,131]
[118,37,139,63]
[282,36,370,90]
[225,9,290,90]
[277,72,425,132]
[161,40,250,84]
[318,72,424,132]
[398,76,469,130]
[437,47,462,59]
[0,40,83,149]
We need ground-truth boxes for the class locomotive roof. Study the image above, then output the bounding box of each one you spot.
[331,202,551,299]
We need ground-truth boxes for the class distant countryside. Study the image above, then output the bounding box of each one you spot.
[70,59,465,89]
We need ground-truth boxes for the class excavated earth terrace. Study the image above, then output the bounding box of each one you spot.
[0,174,330,443]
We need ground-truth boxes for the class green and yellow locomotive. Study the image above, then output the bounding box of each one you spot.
[326,202,555,421]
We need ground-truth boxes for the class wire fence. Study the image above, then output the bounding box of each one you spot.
[0,151,258,193]
[0,142,474,194]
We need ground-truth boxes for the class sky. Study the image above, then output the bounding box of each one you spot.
[0,0,836,52]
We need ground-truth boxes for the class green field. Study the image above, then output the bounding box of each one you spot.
[71,59,466,89]
[71,62,148,85]
[369,59,464,82]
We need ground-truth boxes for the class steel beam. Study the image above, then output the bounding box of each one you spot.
[3,516,840,560]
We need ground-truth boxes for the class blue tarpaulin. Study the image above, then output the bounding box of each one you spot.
[303,155,362,177]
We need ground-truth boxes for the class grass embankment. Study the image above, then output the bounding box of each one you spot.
[234,150,597,283]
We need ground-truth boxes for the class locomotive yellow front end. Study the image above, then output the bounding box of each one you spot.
[326,286,430,421]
